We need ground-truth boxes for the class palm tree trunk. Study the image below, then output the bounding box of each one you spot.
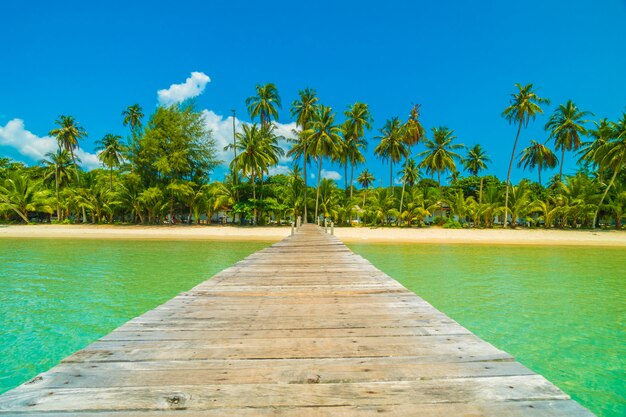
[389,161,393,191]
[592,156,624,229]
[315,158,322,222]
[0,195,29,223]
[252,169,257,225]
[350,163,355,200]
[559,148,565,181]
[538,165,542,186]
[504,121,523,228]
[55,164,60,220]
[399,158,409,226]
[303,150,308,223]
[344,164,348,191]
[479,177,484,206]
[110,167,113,192]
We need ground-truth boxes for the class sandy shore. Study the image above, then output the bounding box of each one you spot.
[1,224,625,246]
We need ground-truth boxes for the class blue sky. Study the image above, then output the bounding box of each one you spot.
[1,0,625,185]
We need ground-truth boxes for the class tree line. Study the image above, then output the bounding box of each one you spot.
[1,83,625,229]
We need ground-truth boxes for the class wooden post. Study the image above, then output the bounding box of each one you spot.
[331,221,334,235]
[297,216,301,228]
[291,222,295,236]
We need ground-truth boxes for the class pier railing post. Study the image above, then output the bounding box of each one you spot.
[331,221,334,235]
[291,222,295,236]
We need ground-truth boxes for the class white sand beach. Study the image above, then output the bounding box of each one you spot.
[1,224,625,247]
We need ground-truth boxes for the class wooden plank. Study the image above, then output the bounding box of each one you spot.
[0,224,594,416]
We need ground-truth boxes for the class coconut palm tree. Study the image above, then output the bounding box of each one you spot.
[462,144,491,205]
[96,134,125,191]
[231,123,284,224]
[374,117,407,191]
[41,149,74,220]
[357,169,375,208]
[344,102,372,198]
[545,100,591,180]
[48,115,88,182]
[502,83,549,227]
[0,173,53,222]
[578,118,613,174]
[398,104,425,218]
[289,88,318,221]
[418,127,463,187]
[122,104,144,134]
[518,140,558,185]
[307,105,342,221]
[246,83,281,128]
[592,113,626,228]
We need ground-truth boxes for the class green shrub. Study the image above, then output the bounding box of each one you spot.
[443,218,462,229]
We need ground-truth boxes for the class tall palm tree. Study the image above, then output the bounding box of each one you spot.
[246,83,281,128]
[231,123,284,224]
[418,127,463,186]
[545,100,591,180]
[357,169,375,208]
[578,118,613,174]
[398,104,424,217]
[41,149,74,220]
[48,115,88,182]
[289,88,318,222]
[122,104,144,134]
[344,102,372,198]
[462,144,491,205]
[502,83,549,227]
[374,117,407,191]
[518,140,558,185]
[592,114,626,228]
[96,134,125,190]
[308,106,342,221]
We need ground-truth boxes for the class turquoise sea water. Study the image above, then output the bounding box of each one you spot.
[0,239,624,416]
[348,243,625,417]
[0,238,270,394]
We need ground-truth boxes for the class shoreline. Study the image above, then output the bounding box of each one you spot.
[1,224,626,247]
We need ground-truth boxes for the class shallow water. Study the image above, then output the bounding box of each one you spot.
[0,238,270,394]
[348,243,626,417]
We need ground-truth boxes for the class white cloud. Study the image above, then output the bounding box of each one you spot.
[321,169,342,181]
[157,71,211,106]
[0,118,100,170]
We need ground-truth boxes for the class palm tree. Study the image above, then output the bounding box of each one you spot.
[344,102,372,198]
[357,169,375,208]
[397,158,420,224]
[502,83,549,227]
[592,114,626,228]
[419,127,463,187]
[96,134,125,191]
[398,104,425,218]
[41,149,74,220]
[462,144,491,205]
[246,83,281,127]
[122,104,144,134]
[307,106,342,221]
[48,115,88,182]
[518,140,558,185]
[374,117,407,191]
[545,100,591,180]
[578,118,613,174]
[231,123,284,224]
[289,88,318,222]
[0,173,53,222]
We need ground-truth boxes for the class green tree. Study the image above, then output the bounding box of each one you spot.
[502,83,549,227]
[289,88,318,221]
[545,100,591,180]
[592,114,626,228]
[357,169,375,208]
[0,173,53,222]
[96,133,125,190]
[462,144,491,206]
[398,104,425,218]
[418,127,463,187]
[344,102,372,198]
[518,140,558,185]
[122,104,144,169]
[41,149,74,220]
[246,83,281,128]
[48,115,88,182]
[374,117,407,191]
[307,105,342,221]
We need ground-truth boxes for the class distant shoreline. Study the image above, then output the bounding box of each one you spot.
[1,224,625,247]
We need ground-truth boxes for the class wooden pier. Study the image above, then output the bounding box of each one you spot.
[0,224,593,416]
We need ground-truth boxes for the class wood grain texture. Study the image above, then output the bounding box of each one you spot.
[0,224,594,415]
